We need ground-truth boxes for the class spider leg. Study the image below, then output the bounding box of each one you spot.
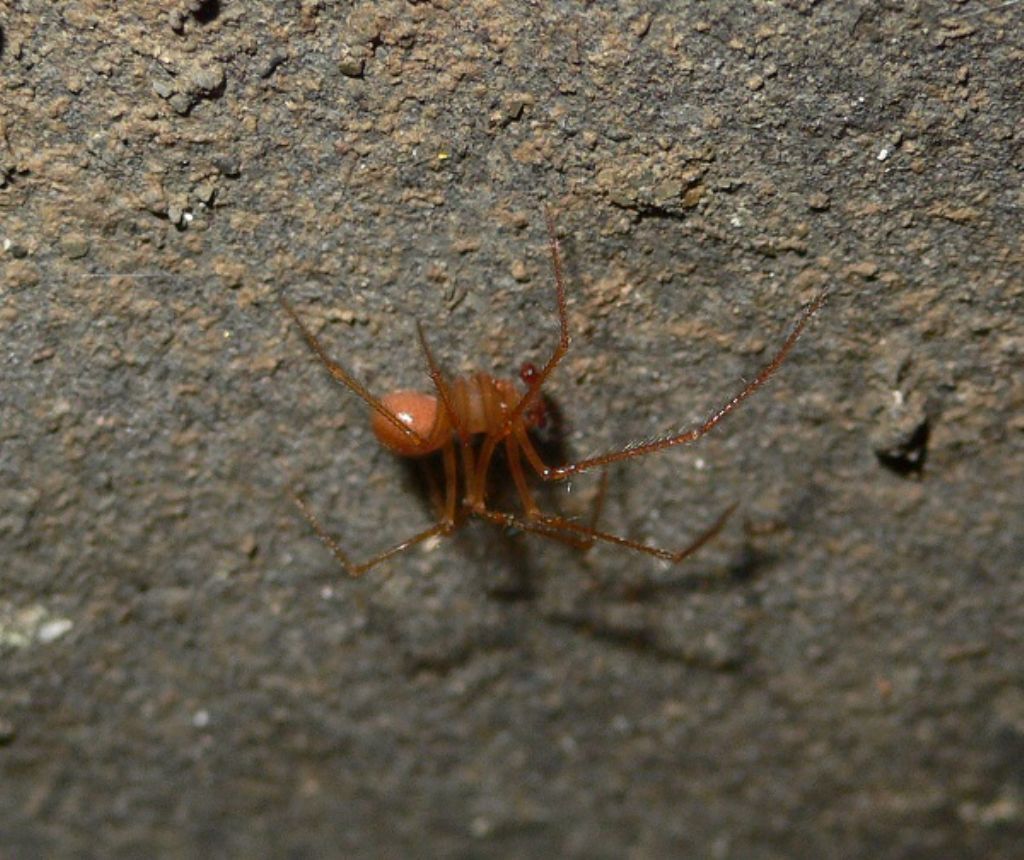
[419,442,460,522]
[471,507,601,552]
[476,208,572,492]
[511,423,733,560]
[511,426,608,551]
[502,207,572,430]
[498,433,611,553]
[419,458,444,516]
[415,321,482,510]
[470,434,596,553]
[280,295,426,448]
[520,292,829,480]
[505,435,540,517]
[288,442,460,576]
[415,321,468,444]
[474,502,737,564]
[287,486,453,577]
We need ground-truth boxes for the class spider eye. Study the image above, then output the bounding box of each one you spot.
[520,362,539,384]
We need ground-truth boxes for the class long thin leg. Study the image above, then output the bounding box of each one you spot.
[535,466,611,553]
[414,321,480,508]
[507,429,610,553]
[280,296,426,449]
[501,207,572,432]
[509,424,606,547]
[505,436,540,517]
[440,441,459,524]
[471,474,604,554]
[474,208,572,497]
[474,502,737,564]
[521,292,829,480]
[419,458,446,518]
[497,515,606,552]
[290,440,459,575]
[415,321,468,444]
[287,487,452,576]
[514,409,732,561]
[420,442,460,523]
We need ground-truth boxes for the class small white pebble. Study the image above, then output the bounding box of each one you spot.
[37,619,73,644]
[192,709,211,728]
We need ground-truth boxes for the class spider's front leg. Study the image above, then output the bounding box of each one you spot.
[519,292,829,480]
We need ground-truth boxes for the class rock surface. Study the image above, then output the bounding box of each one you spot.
[2,1,1022,857]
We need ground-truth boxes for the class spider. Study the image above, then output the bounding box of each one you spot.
[281,211,827,576]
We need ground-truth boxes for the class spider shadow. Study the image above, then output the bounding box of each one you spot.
[607,539,779,602]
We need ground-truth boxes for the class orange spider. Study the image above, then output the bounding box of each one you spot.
[281,211,826,575]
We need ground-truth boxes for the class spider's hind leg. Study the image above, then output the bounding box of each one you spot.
[288,487,454,577]
[474,496,737,565]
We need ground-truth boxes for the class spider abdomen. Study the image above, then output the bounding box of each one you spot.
[372,373,523,456]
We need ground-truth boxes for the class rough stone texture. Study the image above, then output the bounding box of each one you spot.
[2,1,1022,857]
